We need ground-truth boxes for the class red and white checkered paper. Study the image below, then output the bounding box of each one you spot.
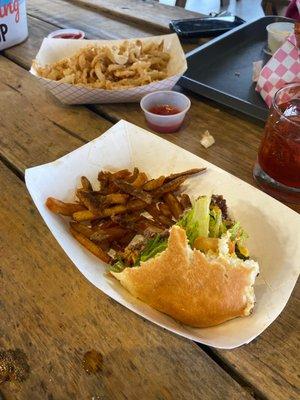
[30,34,187,105]
[256,33,300,107]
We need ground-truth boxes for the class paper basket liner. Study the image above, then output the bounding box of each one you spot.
[30,34,187,104]
[25,120,300,349]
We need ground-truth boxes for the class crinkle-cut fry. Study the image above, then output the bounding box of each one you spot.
[153,176,187,198]
[163,193,183,220]
[132,172,148,188]
[81,176,93,191]
[70,226,112,264]
[165,168,206,182]
[46,197,86,216]
[157,202,172,218]
[143,176,165,191]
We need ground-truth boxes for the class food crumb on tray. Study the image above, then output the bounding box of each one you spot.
[200,130,215,148]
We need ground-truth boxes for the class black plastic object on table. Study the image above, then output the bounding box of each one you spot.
[169,12,245,38]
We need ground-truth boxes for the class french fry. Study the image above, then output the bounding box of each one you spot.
[118,231,136,248]
[76,191,101,213]
[157,202,172,218]
[132,172,148,188]
[81,176,93,191]
[179,193,192,210]
[106,180,120,194]
[73,209,98,222]
[146,204,173,227]
[91,226,129,242]
[104,193,129,205]
[153,176,187,199]
[165,168,206,182]
[70,226,112,264]
[143,176,165,191]
[98,171,110,193]
[47,166,206,267]
[126,167,139,183]
[113,179,152,204]
[46,197,86,216]
[70,221,93,238]
[116,215,163,236]
[74,199,147,221]
[163,193,183,220]
[111,169,131,180]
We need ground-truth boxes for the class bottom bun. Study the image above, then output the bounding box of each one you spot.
[111,225,259,328]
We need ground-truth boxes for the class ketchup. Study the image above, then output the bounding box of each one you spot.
[53,33,83,39]
[149,104,181,115]
[146,120,182,133]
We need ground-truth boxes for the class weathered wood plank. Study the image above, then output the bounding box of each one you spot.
[0,161,254,400]
[4,14,265,189]
[4,15,60,68]
[1,4,299,399]
[0,56,111,173]
[64,0,203,31]
[27,0,162,39]
[217,283,300,400]
[20,7,299,216]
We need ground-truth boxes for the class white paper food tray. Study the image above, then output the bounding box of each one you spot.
[25,120,300,349]
[30,34,187,104]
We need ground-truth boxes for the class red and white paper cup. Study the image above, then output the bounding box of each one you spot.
[0,0,28,50]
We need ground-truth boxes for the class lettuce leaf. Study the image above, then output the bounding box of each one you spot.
[209,206,227,238]
[177,195,211,246]
[135,234,168,266]
[110,259,127,273]
[229,222,248,245]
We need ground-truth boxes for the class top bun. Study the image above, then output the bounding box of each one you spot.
[111,225,259,328]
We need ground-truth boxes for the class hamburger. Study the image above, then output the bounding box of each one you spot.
[110,195,259,328]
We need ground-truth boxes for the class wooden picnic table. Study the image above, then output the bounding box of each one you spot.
[0,0,299,399]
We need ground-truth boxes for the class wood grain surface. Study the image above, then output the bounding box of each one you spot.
[27,0,162,39]
[63,0,203,31]
[0,162,254,399]
[0,56,111,173]
[0,1,299,399]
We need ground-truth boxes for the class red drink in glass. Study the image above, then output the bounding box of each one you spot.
[254,83,300,203]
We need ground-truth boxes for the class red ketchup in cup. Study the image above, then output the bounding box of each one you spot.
[149,104,181,115]
[52,33,83,39]
[47,29,85,40]
[140,92,191,133]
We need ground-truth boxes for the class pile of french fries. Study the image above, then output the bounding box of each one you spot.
[46,167,205,265]
[34,40,170,89]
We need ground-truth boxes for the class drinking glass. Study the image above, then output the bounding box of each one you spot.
[253,83,300,203]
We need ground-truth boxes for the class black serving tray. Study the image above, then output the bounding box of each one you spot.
[179,16,295,121]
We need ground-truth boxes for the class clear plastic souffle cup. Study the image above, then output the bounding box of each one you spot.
[140,91,191,133]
